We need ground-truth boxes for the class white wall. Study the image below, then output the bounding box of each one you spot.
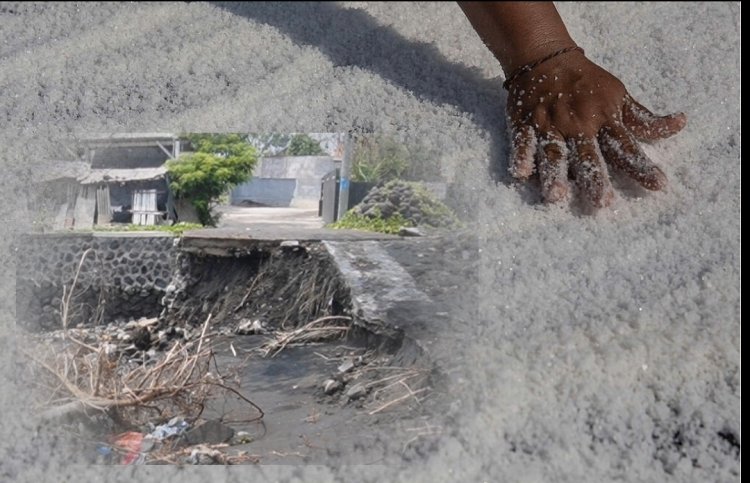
[248,156,339,207]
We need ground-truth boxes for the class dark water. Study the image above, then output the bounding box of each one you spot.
[206,337,381,464]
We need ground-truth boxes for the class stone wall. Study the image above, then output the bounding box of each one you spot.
[15,233,175,330]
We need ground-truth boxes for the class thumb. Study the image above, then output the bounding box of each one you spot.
[622,95,687,141]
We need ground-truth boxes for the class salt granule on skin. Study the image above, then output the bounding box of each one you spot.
[599,129,666,190]
[508,122,537,178]
[538,137,570,202]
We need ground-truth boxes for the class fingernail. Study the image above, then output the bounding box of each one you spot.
[644,169,668,191]
[543,181,569,203]
[592,188,615,208]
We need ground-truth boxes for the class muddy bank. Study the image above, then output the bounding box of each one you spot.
[162,242,351,333]
[15,232,423,356]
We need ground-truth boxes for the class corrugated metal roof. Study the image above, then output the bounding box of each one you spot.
[79,133,178,142]
[78,166,167,184]
[78,133,180,149]
[38,161,91,182]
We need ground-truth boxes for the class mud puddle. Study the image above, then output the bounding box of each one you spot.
[205,337,371,464]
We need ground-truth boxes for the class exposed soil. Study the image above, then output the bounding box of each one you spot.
[163,243,351,332]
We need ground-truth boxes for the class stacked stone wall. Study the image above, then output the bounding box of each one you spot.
[15,233,175,329]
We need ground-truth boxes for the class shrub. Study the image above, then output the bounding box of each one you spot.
[350,136,443,183]
[351,136,408,183]
[167,134,258,226]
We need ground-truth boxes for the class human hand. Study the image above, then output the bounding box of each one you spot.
[506,50,687,207]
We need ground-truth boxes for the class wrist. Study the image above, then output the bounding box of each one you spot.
[504,37,576,72]
[459,2,578,76]
[502,45,584,90]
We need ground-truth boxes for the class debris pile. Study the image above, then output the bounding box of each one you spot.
[24,314,264,465]
[313,347,431,415]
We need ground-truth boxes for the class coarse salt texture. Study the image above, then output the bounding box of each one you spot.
[0,2,739,482]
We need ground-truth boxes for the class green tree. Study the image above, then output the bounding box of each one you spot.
[167,134,258,226]
[285,134,325,156]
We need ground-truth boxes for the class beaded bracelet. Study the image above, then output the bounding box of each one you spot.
[502,46,584,90]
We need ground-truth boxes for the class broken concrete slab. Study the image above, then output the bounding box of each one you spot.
[323,241,432,337]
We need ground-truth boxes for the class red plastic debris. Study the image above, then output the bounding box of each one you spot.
[111,431,144,465]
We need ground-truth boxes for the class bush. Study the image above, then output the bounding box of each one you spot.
[350,135,443,183]
[351,137,408,183]
[168,134,258,226]
[93,222,203,236]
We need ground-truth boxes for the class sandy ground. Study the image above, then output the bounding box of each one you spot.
[0,2,740,482]
[216,206,324,231]
[187,205,397,240]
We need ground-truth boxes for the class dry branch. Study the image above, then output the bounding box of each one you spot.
[60,248,93,335]
[260,315,352,357]
[26,313,262,428]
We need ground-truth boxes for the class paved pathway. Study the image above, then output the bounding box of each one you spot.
[183,205,398,242]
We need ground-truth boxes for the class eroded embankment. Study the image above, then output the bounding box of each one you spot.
[162,241,351,333]
[15,233,412,352]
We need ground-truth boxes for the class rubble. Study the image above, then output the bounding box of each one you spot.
[352,180,458,228]
[345,383,367,400]
[323,379,342,395]
[236,319,266,335]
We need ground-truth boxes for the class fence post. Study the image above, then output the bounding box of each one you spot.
[336,133,353,221]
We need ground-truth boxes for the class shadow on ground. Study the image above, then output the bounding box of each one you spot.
[211,2,533,198]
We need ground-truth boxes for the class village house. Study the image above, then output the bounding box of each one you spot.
[35,133,186,230]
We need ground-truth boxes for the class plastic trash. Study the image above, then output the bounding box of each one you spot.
[96,445,112,456]
[150,416,190,441]
[111,431,145,465]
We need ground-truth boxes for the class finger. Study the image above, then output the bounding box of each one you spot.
[599,124,667,191]
[622,95,687,141]
[509,124,537,179]
[537,133,570,203]
[569,137,614,208]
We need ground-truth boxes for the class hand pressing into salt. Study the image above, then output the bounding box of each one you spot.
[505,50,686,206]
[459,2,686,208]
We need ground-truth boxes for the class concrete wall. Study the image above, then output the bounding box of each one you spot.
[230,178,297,207]
[233,156,338,208]
[15,233,175,330]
